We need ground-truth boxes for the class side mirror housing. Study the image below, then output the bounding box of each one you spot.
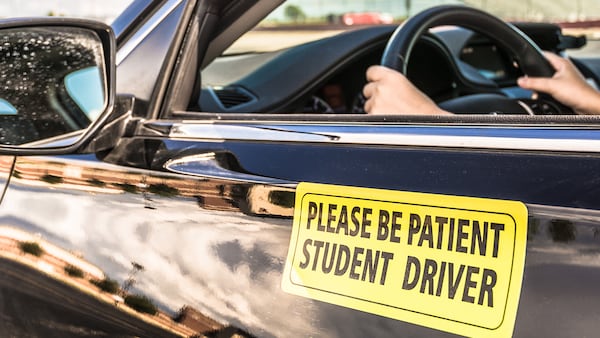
[0,18,115,155]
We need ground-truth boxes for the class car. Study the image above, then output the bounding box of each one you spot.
[341,12,394,26]
[1,0,600,337]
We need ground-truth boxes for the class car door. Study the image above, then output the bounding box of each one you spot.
[0,0,196,336]
[2,2,600,338]
[106,117,600,338]
[4,121,600,338]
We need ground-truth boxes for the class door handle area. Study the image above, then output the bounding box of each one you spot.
[164,152,297,188]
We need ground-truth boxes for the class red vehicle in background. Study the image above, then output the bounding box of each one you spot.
[341,11,394,25]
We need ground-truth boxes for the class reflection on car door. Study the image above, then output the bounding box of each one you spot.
[148,119,600,337]
[142,119,600,338]
[0,156,13,202]
[1,120,600,337]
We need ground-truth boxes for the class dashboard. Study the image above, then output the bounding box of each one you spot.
[198,23,595,115]
[460,44,510,81]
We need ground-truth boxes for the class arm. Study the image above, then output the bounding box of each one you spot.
[517,52,600,115]
[363,65,451,115]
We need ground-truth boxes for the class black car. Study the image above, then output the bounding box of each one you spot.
[1,1,600,337]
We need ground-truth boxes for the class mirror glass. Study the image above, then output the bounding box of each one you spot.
[0,26,107,146]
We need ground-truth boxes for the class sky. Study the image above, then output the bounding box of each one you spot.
[0,0,134,23]
[2,0,599,25]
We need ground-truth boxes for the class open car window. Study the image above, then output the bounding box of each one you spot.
[191,1,600,121]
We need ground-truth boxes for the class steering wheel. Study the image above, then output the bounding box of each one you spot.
[380,5,574,115]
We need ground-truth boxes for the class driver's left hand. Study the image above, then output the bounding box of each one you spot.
[517,52,600,115]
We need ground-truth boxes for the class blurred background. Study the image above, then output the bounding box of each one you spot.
[0,0,133,23]
[2,1,598,56]
[2,0,600,24]
[269,0,600,23]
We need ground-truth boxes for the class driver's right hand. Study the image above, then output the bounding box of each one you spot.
[363,65,451,115]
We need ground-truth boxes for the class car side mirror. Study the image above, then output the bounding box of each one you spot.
[0,19,115,155]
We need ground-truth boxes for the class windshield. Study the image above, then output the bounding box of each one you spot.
[227,0,600,55]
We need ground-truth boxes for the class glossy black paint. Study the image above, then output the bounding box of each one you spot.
[113,0,160,42]
[149,138,600,209]
[2,0,600,337]
[116,1,186,114]
[1,143,600,337]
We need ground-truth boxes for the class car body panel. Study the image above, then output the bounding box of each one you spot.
[2,119,600,336]
[116,0,186,108]
[2,0,600,337]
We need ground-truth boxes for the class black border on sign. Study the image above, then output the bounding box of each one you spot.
[287,190,520,331]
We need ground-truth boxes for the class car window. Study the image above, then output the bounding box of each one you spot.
[199,1,600,118]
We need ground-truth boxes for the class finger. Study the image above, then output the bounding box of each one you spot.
[365,65,392,82]
[542,51,566,72]
[362,82,376,99]
[364,97,373,114]
[517,76,554,94]
[545,52,584,80]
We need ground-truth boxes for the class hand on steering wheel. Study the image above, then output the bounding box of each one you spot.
[364,5,574,115]
[518,52,600,115]
[363,65,449,115]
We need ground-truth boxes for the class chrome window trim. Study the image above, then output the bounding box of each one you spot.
[116,0,183,65]
[164,152,297,187]
[165,122,600,153]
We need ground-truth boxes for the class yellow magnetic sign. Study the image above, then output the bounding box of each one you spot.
[282,182,528,337]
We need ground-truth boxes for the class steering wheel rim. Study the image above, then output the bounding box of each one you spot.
[381,5,554,78]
